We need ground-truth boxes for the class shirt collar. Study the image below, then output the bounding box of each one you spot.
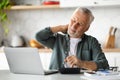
[65,33,86,41]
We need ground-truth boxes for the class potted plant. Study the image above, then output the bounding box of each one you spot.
[0,0,11,34]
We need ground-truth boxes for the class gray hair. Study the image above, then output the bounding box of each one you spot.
[74,7,94,25]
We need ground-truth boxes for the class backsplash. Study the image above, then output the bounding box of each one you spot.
[0,6,120,48]
[0,26,4,47]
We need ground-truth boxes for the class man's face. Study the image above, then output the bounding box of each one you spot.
[68,11,90,38]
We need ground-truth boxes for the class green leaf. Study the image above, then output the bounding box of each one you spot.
[1,13,7,21]
[0,0,10,35]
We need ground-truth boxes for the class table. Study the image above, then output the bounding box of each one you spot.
[1,70,120,80]
[0,70,86,80]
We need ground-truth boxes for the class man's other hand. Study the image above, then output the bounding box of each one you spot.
[64,55,83,68]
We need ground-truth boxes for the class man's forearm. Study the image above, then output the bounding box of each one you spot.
[80,61,97,71]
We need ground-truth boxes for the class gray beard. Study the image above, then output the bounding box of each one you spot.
[67,30,78,38]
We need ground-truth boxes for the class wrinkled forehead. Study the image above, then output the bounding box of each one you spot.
[71,11,90,23]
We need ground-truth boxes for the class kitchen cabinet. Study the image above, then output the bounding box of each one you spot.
[0,48,120,70]
[105,52,120,70]
[0,51,52,70]
[1,51,120,70]
[0,53,9,70]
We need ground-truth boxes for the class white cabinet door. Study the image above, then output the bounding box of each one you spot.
[0,53,9,70]
[105,52,120,70]
[1,52,120,70]
[39,53,52,70]
[0,52,52,70]
[115,55,120,70]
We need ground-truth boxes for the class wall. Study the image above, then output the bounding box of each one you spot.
[0,25,4,47]
[0,6,120,48]
[0,6,120,70]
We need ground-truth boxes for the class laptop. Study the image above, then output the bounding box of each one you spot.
[4,47,58,75]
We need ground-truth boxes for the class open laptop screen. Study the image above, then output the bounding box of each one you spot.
[4,47,58,75]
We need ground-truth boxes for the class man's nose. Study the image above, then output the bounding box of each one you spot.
[72,23,78,29]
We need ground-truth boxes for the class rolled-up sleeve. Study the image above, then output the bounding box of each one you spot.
[91,38,109,70]
[36,27,56,49]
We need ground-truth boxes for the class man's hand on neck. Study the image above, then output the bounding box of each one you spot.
[50,24,68,33]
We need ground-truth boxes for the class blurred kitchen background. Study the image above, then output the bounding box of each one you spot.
[0,0,120,48]
[0,0,120,70]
